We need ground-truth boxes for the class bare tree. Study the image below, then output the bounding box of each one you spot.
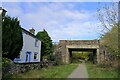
[97,2,118,52]
[97,2,118,34]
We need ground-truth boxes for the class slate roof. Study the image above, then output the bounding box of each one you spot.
[21,28,40,40]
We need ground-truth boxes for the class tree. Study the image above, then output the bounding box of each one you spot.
[36,29,53,60]
[97,3,119,55]
[97,2,120,76]
[97,3,118,33]
[2,16,23,60]
[101,26,118,54]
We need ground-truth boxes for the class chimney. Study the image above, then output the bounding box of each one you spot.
[29,28,35,35]
[0,7,7,17]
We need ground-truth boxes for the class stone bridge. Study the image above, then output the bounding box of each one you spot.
[55,40,101,64]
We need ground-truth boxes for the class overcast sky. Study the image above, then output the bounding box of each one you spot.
[2,2,113,42]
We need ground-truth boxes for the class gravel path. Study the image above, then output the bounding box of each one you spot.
[68,63,88,78]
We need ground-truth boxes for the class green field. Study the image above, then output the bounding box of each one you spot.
[10,64,78,78]
[86,62,118,78]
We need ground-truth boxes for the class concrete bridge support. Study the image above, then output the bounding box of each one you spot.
[96,49,100,64]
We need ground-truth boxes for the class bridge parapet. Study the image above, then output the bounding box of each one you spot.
[59,40,99,45]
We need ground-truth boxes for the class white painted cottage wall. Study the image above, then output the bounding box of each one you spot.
[15,31,41,63]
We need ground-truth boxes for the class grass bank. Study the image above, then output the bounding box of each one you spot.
[11,63,78,78]
[86,62,118,78]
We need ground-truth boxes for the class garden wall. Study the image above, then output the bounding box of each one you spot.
[2,61,57,78]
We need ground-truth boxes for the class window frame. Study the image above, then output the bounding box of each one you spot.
[35,39,39,47]
[34,52,38,60]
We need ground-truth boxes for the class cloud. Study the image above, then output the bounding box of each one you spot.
[2,2,102,42]
[1,0,118,2]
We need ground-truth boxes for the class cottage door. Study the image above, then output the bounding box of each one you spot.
[26,52,31,62]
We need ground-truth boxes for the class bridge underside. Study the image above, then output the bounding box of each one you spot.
[68,48,97,64]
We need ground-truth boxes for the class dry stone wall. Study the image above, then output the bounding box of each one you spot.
[2,61,56,78]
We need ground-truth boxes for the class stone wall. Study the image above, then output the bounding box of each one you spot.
[99,45,118,67]
[55,44,66,64]
[2,61,57,78]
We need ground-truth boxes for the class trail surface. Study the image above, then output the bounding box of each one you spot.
[68,63,88,78]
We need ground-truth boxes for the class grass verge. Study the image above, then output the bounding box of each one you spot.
[10,63,78,78]
[86,62,118,78]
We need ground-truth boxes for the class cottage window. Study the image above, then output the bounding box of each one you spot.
[34,52,38,59]
[35,39,38,47]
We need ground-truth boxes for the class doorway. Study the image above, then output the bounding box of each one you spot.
[26,51,31,62]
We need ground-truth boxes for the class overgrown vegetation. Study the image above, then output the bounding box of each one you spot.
[97,3,119,57]
[10,63,78,78]
[86,62,118,78]
[36,29,54,61]
[2,16,23,60]
[97,2,119,70]
[2,57,13,79]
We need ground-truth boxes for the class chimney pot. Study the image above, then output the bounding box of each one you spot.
[29,28,35,34]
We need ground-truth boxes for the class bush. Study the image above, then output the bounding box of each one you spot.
[2,57,12,65]
[47,54,55,61]
[2,58,13,79]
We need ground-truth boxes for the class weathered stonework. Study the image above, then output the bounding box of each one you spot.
[55,40,101,64]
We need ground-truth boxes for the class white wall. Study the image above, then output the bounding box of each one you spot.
[14,31,41,63]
